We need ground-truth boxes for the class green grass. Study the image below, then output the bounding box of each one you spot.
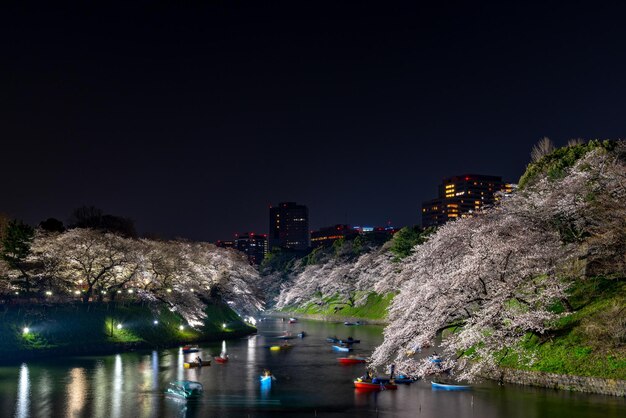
[0,301,255,359]
[283,291,395,320]
[499,277,626,379]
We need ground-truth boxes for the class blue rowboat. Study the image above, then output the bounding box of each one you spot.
[260,375,272,386]
[394,375,416,384]
[332,345,353,352]
[431,382,471,391]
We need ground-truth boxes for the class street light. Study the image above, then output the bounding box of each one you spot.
[117,323,123,330]
[23,327,30,335]
[179,325,184,331]
[153,320,159,325]
[222,323,227,329]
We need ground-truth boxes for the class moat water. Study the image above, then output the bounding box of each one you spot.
[0,318,624,417]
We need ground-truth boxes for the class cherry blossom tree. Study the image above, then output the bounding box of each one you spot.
[370,145,626,379]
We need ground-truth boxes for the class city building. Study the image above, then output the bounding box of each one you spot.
[310,224,400,248]
[215,240,235,249]
[310,224,358,248]
[234,232,268,265]
[421,174,514,228]
[269,202,310,250]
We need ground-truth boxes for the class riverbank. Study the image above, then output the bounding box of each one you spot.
[0,301,256,364]
[277,291,393,324]
[486,368,626,397]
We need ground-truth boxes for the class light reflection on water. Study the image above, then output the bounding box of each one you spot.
[15,363,29,418]
[2,319,625,418]
[111,354,122,418]
[65,368,86,418]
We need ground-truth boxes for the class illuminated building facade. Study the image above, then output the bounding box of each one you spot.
[310,224,358,248]
[421,174,514,228]
[269,202,310,250]
[234,232,268,265]
[215,240,235,249]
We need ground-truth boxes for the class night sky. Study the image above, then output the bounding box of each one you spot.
[2,1,625,241]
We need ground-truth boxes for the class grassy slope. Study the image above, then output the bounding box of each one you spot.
[500,277,626,380]
[0,301,255,358]
[283,291,395,321]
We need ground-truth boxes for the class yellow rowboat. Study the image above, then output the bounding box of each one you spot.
[184,360,211,368]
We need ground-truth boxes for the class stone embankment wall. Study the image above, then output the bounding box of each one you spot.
[489,368,626,397]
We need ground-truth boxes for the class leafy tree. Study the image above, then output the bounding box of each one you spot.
[68,206,136,238]
[39,217,65,233]
[389,226,434,260]
[1,220,35,292]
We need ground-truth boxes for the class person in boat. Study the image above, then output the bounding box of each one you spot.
[220,351,228,359]
[389,364,396,382]
[361,367,374,382]
[196,355,202,366]
[263,369,272,377]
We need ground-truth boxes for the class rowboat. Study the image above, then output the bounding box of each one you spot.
[182,345,200,354]
[339,338,360,344]
[288,317,298,323]
[353,379,397,391]
[338,356,367,364]
[344,321,362,326]
[326,337,340,343]
[431,381,471,391]
[332,345,353,352]
[270,344,292,351]
[183,360,211,368]
[260,375,272,386]
[166,381,204,399]
[395,375,416,384]
[274,334,295,340]
[297,331,306,338]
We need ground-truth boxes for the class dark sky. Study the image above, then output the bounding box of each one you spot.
[1,1,625,241]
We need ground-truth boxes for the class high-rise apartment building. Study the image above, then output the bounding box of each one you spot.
[421,174,514,228]
[269,202,310,250]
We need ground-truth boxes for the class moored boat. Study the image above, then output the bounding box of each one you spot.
[182,345,200,354]
[338,356,367,364]
[431,381,471,391]
[183,360,211,368]
[288,317,298,323]
[326,337,340,343]
[166,380,204,399]
[339,338,360,344]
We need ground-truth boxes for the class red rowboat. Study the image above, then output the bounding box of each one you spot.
[354,380,398,390]
[214,356,229,364]
[353,380,398,391]
[338,357,367,365]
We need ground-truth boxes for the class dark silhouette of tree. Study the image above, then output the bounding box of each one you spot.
[39,218,65,233]
[1,220,35,293]
[68,206,137,238]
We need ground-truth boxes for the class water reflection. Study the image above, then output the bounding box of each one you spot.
[15,363,29,418]
[93,360,107,418]
[66,368,87,418]
[36,370,52,418]
[111,355,122,418]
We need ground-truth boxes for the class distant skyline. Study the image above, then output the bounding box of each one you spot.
[2,2,625,241]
